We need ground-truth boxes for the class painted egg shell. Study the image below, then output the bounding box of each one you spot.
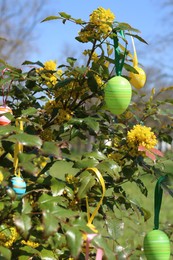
[144,230,170,260]
[0,106,12,126]
[11,176,26,196]
[104,76,132,115]
[129,66,146,89]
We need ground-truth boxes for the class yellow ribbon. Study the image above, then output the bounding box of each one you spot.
[86,168,106,232]
[14,119,23,177]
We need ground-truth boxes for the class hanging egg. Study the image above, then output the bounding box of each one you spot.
[144,230,170,260]
[129,66,146,89]
[11,176,26,197]
[0,106,12,126]
[104,76,132,115]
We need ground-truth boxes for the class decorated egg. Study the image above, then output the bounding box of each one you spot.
[0,106,12,125]
[144,230,170,260]
[129,66,146,89]
[11,176,26,197]
[104,76,132,115]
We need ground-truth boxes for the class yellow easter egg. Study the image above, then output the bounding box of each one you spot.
[129,66,146,89]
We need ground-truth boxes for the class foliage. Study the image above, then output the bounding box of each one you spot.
[0,7,173,259]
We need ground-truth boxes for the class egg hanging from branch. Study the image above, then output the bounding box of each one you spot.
[0,106,12,125]
[144,230,170,260]
[11,176,26,197]
[104,76,132,115]
[129,36,146,89]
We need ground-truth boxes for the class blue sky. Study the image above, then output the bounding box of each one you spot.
[27,0,164,69]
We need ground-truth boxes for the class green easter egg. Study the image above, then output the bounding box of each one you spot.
[104,76,132,115]
[144,230,170,260]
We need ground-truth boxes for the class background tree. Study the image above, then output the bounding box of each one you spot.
[0,0,47,65]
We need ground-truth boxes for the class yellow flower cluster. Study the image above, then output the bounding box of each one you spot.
[21,239,39,248]
[127,124,157,156]
[43,100,73,125]
[0,227,18,248]
[36,60,62,87]
[78,7,115,42]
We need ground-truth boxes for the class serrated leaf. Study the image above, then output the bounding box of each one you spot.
[40,248,57,259]
[83,117,99,133]
[42,141,60,157]
[49,160,79,180]
[51,178,65,196]
[77,174,95,199]
[8,133,42,148]
[92,234,115,259]
[42,210,59,237]
[14,214,32,240]
[22,197,32,214]
[0,125,20,136]
[21,107,37,116]
[66,227,83,258]
[84,151,106,160]
[74,157,98,169]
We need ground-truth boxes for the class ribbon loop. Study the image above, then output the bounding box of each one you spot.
[13,119,23,177]
[86,167,105,229]
[113,30,127,76]
[154,176,167,230]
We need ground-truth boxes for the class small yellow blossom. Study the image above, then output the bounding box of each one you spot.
[37,60,58,87]
[127,124,157,156]
[0,171,4,183]
[58,109,72,123]
[94,74,103,87]
[0,227,18,248]
[21,239,39,248]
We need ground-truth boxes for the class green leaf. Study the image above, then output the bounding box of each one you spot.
[41,16,61,23]
[124,63,139,73]
[51,178,66,196]
[8,133,42,148]
[21,107,38,116]
[84,151,106,160]
[77,172,95,199]
[49,160,79,180]
[22,197,32,214]
[42,141,60,157]
[83,117,99,133]
[126,33,148,44]
[14,214,32,240]
[56,78,74,87]
[59,12,71,19]
[74,158,98,169]
[19,246,39,258]
[87,72,98,92]
[40,248,57,259]
[135,178,148,197]
[67,57,77,66]
[0,126,20,136]
[0,246,11,260]
[66,227,83,258]
[42,210,59,238]
[116,22,140,33]
[22,60,44,67]
[92,234,115,259]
